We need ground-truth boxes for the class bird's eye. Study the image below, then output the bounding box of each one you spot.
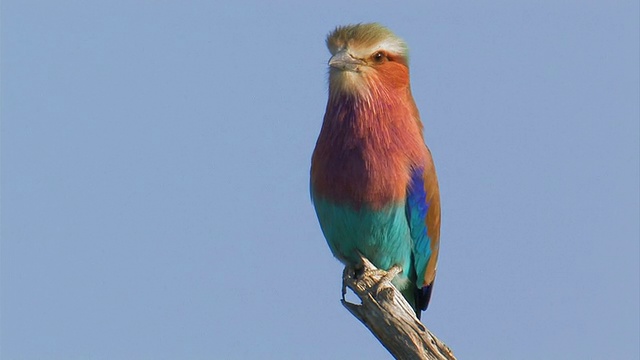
[373,52,385,63]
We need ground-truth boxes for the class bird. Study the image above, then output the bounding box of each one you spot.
[310,23,441,319]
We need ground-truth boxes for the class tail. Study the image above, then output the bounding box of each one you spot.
[415,282,434,320]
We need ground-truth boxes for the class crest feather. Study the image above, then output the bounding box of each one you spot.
[326,23,408,61]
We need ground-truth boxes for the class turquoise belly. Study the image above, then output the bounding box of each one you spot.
[312,196,414,290]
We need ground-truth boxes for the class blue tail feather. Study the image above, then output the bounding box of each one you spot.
[415,283,434,320]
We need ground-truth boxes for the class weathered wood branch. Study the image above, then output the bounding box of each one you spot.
[341,256,456,360]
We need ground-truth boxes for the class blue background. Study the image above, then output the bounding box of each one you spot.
[2,1,638,359]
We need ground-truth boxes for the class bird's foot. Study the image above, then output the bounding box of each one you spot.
[380,265,402,284]
[344,262,402,294]
[342,257,403,300]
[342,266,352,300]
[342,265,365,300]
[371,265,402,295]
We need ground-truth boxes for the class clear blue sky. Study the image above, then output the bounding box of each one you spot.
[2,1,638,359]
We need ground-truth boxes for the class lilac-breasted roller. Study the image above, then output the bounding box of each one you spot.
[310,23,441,318]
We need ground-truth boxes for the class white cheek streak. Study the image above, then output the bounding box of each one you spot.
[375,39,407,56]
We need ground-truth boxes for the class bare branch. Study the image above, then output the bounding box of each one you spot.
[341,256,456,360]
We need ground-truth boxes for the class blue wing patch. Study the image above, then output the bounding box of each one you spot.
[405,167,434,312]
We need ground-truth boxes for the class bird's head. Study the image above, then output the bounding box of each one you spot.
[326,23,410,97]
